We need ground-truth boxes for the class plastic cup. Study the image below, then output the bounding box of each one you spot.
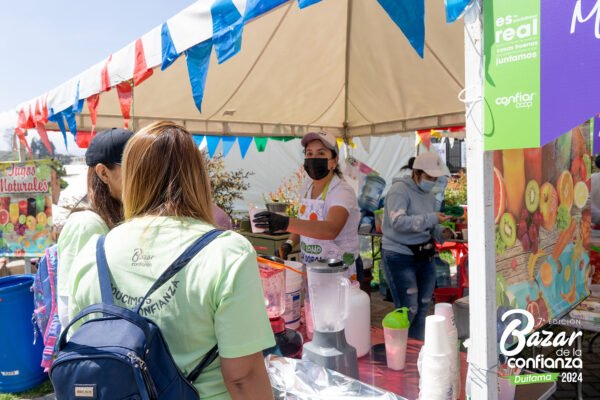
[461,228,468,241]
[423,315,449,355]
[434,303,456,330]
[498,375,516,400]
[435,303,460,399]
[383,327,408,370]
[418,352,453,398]
[249,207,267,233]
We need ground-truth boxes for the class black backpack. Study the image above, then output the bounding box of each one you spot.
[50,229,223,400]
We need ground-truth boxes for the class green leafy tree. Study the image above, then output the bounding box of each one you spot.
[30,138,56,159]
[204,152,253,215]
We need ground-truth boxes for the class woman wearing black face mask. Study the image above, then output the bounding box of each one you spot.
[253,131,360,278]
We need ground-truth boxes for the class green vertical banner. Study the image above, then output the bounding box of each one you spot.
[484,0,540,150]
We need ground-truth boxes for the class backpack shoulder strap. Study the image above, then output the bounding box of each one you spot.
[187,344,219,382]
[95,235,113,305]
[134,229,224,313]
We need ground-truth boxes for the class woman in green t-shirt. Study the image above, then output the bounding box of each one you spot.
[69,122,275,400]
[57,128,133,326]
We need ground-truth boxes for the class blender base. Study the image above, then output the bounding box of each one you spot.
[302,329,358,379]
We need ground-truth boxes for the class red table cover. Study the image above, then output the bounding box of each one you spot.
[358,327,467,400]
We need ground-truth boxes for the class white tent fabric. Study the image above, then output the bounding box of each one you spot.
[54,134,416,213]
[13,0,464,138]
[221,133,416,210]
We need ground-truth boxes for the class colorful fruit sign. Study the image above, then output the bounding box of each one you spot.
[494,125,592,334]
[0,160,54,257]
[484,1,600,150]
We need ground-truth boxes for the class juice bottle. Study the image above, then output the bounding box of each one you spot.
[0,197,10,212]
[18,200,27,216]
[9,203,19,224]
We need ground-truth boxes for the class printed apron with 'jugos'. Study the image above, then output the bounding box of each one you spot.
[298,182,356,278]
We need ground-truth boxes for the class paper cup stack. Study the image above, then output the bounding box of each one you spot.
[435,303,461,399]
[418,315,453,400]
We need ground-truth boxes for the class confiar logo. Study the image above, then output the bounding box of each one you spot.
[495,92,536,109]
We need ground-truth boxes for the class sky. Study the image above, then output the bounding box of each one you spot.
[0,0,196,112]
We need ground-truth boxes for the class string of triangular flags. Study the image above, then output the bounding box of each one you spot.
[415,126,465,150]
[376,0,474,58]
[192,135,298,159]
[16,0,473,156]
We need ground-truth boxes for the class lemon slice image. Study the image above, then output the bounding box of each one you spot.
[573,181,589,209]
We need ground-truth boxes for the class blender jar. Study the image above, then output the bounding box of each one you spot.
[257,259,286,319]
[306,259,350,332]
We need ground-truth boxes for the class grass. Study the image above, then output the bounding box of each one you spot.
[0,379,53,400]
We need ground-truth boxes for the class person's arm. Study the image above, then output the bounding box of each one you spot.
[287,205,349,240]
[221,352,273,400]
[279,233,300,259]
[211,239,275,398]
[386,191,447,233]
[288,233,300,245]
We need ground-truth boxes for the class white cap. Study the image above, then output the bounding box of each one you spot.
[301,131,339,154]
[413,152,449,178]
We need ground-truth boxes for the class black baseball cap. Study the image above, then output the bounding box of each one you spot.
[85,128,134,166]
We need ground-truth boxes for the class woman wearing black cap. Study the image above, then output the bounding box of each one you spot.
[56,128,133,326]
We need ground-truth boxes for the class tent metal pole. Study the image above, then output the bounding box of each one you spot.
[131,81,135,132]
[464,1,498,399]
[342,0,353,143]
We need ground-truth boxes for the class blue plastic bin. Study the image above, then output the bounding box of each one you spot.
[0,275,46,393]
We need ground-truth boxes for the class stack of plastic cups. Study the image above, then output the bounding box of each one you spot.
[463,339,473,400]
[435,303,460,399]
[418,315,453,400]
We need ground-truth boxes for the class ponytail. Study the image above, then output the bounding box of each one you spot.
[401,157,416,171]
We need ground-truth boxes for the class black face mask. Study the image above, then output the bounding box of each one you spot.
[304,158,331,180]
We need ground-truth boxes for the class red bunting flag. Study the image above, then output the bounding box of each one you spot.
[16,108,32,156]
[416,130,431,150]
[26,104,35,129]
[116,81,133,129]
[100,54,113,92]
[133,38,153,86]
[34,99,53,155]
[75,130,93,149]
[87,94,100,135]
[17,107,26,130]
[41,96,49,123]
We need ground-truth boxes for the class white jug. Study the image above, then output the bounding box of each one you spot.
[344,281,371,357]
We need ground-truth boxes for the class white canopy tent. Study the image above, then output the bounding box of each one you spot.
[13,0,465,139]
[4,0,507,397]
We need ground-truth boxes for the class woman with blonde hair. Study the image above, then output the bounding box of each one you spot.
[68,121,275,400]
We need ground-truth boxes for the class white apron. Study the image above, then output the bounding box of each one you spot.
[299,180,356,278]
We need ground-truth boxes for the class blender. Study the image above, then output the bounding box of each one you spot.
[258,257,303,358]
[302,258,358,378]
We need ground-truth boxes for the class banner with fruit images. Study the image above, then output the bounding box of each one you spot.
[494,124,592,336]
[0,160,54,257]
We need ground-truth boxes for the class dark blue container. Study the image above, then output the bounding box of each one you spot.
[0,275,45,393]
